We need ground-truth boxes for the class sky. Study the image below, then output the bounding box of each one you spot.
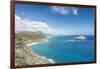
[15,4,95,35]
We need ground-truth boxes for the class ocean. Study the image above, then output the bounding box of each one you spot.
[30,35,95,63]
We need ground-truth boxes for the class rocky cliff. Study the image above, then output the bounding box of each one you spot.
[15,33,48,66]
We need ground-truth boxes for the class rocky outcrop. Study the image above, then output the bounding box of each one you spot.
[15,33,48,66]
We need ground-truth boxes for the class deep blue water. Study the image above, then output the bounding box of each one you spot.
[30,35,95,63]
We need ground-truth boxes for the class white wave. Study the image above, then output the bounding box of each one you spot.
[74,35,86,40]
[26,42,40,47]
[47,59,55,63]
[41,56,55,63]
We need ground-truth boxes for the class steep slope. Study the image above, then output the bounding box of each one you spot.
[15,33,48,66]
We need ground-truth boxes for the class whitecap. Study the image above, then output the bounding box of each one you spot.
[41,56,55,63]
[47,59,55,63]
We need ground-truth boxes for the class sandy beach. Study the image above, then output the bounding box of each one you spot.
[26,42,40,47]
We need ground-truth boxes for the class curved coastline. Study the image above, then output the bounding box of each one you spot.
[15,32,55,65]
[26,42,55,64]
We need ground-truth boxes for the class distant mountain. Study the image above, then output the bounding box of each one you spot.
[16,31,47,44]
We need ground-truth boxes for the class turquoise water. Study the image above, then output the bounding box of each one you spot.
[30,35,95,63]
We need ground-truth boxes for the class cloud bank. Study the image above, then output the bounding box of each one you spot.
[15,15,68,35]
[50,6,78,15]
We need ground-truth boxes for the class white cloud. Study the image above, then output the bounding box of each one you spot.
[15,14,69,35]
[50,6,78,15]
[72,8,78,15]
[51,6,69,15]
[15,15,49,33]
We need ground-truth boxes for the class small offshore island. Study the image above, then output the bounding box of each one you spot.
[15,31,52,66]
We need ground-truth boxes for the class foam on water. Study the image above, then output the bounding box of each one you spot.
[41,56,55,63]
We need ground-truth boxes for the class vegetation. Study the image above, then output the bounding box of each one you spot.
[19,31,47,44]
[15,32,48,66]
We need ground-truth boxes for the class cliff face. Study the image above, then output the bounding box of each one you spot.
[18,31,47,44]
[15,33,48,66]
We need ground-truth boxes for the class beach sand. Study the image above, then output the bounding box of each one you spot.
[27,42,40,47]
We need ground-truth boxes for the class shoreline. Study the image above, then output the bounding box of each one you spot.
[26,42,40,47]
[41,56,55,64]
[26,42,55,64]
[26,37,55,64]
[26,38,49,47]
